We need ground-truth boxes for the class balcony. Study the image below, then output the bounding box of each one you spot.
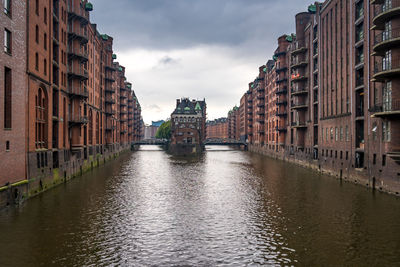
[274,50,286,57]
[105,98,115,104]
[291,87,309,96]
[68,26,88,44]
[105,74,115,82]
[291,73,308,82]
[276,77,288,83]
[120,102,127,107]
[276,111,287,117]
[291,42,308,55]
[371,100,400,117]
[291,59,308,69]
[105,87,115,93]
[291,102,308,109]
[276,100,287,106]
[105,64,117,72]
[373,57,400,81]
[69,87,89,99]
[276,126,287,132]
[256,109,265,115]
[291,121,307,129]
[105,126,116,131]
[276,87,287,95]
[69,115,88,125]
[67,5,89,25]
[372,0,400,28]
[276,66,288,73]
[68,66,88,80]
[373,28,400,55]
[387,151,400,165]
[105,110,115,116]
[120,94,127,99]
[68,48,88,62]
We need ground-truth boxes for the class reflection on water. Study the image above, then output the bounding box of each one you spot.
[0,146,400,266]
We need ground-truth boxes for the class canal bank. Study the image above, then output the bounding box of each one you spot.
[0,144,132,209]
[248,144,400,197]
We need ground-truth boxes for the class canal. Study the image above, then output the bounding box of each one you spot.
[0,146,399,266]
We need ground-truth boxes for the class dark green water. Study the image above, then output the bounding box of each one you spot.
[0,146,399,266]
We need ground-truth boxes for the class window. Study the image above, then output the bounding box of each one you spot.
[35,25,39,44]
[330,127,334,141]
[44,33,47,50]
[382,154,386,167]
[44,59,47,75]
[44,7,47,24]
[340,127,343,141]
[35,53,39,70]
[4,0,10,15]
[345,125,349,141]
[35,0,39,15]
[4,67,12,129]
[382,50,392,71]
[382,121,391,142]
[35,87,48,148]
[335,127,338,141]
[4,28,11,54]
[383,81,392,111]
[6,140,10,151]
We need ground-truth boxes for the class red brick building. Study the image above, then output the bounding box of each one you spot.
[170,98,206,155]
[206,118,228,139]
[235,1,400,195]
[0,0,27,200]
[0,0,142,206]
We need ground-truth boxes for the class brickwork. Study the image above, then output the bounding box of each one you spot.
[0,0,143,207]
[234,1,400,195]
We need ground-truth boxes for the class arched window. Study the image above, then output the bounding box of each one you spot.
[35,87,48,148]
[89,109,93,145]
[35,25,39,43]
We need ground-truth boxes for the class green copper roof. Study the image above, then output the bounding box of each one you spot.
[286,35,293,42]
[85,2,93,11]
[263,67,267,72]
[118,66,123,72]
[184,107,191,111]
[101,34,109,41]
[308,4,316,13]
[195,102,202,111]
[112,54,117,60]
[127,84,131,89]
[273,55,278,61]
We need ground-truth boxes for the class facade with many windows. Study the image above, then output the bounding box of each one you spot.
[0,0,143,207]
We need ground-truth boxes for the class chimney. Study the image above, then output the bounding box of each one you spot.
[177,99,181,106]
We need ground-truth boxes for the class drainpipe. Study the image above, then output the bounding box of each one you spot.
[26,0,30,191]
[366,0,372,182]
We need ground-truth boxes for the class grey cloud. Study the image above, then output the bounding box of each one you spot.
[91,0,311,52]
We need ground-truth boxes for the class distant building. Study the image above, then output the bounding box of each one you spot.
[170,98,207,155]
[206,118,228,139]
[152,120,165,127]
[144,125,159,139]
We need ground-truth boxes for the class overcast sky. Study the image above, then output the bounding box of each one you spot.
[91,0,311,124]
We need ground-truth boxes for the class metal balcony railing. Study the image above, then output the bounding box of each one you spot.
[374,57,400,74]
[373,0,400,18]
[374,28,400,47]
[68,66,88,79]
[68,47,89,61]
[69,114,88,124]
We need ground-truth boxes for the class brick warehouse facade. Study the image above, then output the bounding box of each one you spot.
[0,0,143,207]
[230,0,400,195]
[206,118,228,139]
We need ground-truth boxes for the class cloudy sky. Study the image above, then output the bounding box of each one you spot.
[91,0,311,124]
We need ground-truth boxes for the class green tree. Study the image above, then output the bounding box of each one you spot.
[155,120,171,140]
